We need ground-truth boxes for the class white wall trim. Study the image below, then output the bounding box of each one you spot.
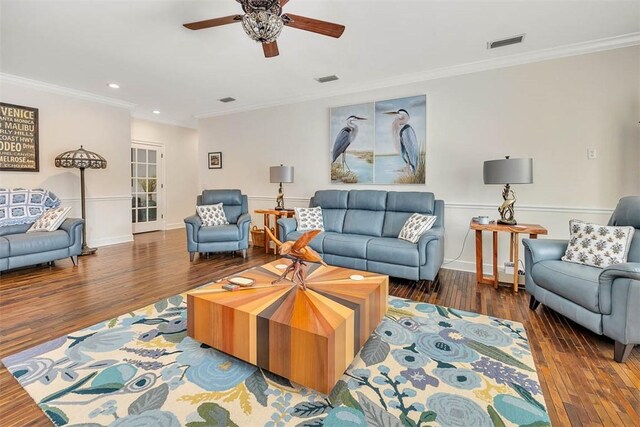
[0,73,136,110]
[131,112,197,130]
[196,33,640,119]
[60,195,132,203]
[92,234,134,248]
[166,222,185,230]
[247,195,614,216]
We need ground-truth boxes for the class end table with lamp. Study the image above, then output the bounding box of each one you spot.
[257,164,295,254]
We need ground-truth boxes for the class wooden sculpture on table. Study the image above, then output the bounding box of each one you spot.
[264,227,327,290]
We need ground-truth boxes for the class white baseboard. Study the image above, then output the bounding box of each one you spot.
[90,234,134,248]
[165,222,184,230]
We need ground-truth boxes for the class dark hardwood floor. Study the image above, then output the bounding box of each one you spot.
[1,230,638,426]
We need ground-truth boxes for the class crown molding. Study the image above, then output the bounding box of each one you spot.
[131,112,198,130]
[0,73,136,110]
[196,33,640,119]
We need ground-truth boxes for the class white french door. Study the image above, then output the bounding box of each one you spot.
[131,141,164,233]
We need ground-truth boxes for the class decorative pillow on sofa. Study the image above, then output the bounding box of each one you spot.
[561,219,635,268]
[27,206,71,233]
[295,207,325,231]
[398,213,437,243]
[197,203,229,227]
[0,188,61,227]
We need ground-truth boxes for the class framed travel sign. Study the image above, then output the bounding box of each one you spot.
[0,102,39,172]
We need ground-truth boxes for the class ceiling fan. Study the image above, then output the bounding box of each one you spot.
[183,0,345,58]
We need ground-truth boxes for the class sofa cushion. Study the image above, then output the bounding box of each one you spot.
[197,203,229,227]
[343,210,385,236]
[0,237,9,258]
[295,207,324,231]
[347,190,387,211]
[285,230,325,253]
[200,190,244,223]
[0,223,31,237]
[198,225,240,242]
[368,238,419,267]
[5,230,70,257]
[531,260,602,313]
[383,192,435,237]
[311,190,348,233]
[323,233,373,258]
[561,220,635,268]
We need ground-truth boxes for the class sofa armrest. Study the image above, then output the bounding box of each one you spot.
[600,262,640,284]
[277,217,298,241]
[522,239,568,265]
[59,218,84,247]
[184,215,202,248]
[417,226,444,263]
[237,213,251,240]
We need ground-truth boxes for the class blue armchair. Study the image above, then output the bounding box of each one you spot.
[184,190,251,261]
[523,196,640,362]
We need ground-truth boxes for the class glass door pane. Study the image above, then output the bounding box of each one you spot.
[131,143,163,234]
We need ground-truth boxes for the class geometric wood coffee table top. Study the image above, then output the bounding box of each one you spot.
[187,258,389,394]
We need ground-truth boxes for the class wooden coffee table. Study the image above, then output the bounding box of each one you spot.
[187,259,388,394]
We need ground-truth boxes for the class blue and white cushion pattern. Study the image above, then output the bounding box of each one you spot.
[197,203,229,227]
[295,207,325,231]
[398,213,437,243]
[27,206,72,233]
[562,219,635,268]
[0,188,61,227]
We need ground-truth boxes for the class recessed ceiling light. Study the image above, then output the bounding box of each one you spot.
[107,83,120,89]
[152,110,161,114]
[219,97,236,103]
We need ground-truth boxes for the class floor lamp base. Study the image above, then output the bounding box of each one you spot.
[80,245,97,256]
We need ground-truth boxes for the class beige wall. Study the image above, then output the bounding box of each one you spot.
[0,81,133,247]
[198,46,640,273]
[131,119,199,229]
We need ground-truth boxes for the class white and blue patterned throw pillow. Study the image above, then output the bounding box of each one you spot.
[197,203,229,227]
[0,188,61,227]
[295,207,325,231]
[398,214,437,243]
[562,219,635,268]
[27,206,72,233]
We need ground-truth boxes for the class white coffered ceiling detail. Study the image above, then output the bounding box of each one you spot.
[1,0,638,128]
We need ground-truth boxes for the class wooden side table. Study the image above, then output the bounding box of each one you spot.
[254,209,296,254]
[470,221,548,293]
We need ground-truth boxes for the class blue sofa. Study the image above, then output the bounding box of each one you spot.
[523,196,640,362]
[278,190,444,283]
[184,189,251,261]
[0,218,84,272]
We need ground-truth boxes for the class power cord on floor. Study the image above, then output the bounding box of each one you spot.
[443,227,471,265]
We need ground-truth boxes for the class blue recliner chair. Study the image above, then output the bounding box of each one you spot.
[184,190,251,261]
[523,196,640,362]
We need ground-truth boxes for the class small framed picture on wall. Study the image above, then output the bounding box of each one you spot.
[208,152,222,169]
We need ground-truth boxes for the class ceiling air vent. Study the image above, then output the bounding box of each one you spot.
[315,75,339,83]
[487,34,525,49]
[219,97,236,103]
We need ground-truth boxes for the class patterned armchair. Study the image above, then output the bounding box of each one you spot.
[184,190,251,261]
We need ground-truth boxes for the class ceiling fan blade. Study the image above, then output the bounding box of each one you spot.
[283,14,345,38]
[183,15,242,30]
[262,41,279,58]
[280,0,290,6]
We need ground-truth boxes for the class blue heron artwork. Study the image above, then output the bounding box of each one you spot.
[330,103,374,184]
[374,95,426,184]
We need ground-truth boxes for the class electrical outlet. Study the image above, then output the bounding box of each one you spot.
[504,261,515,275]
[587,148,597,160]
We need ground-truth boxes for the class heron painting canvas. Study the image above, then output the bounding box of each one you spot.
[330,102,374,184]
[374,95,426,184]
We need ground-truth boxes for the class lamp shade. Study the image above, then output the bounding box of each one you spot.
[483,158,533,184]
[270,165,294,183]
[55,146,107,170]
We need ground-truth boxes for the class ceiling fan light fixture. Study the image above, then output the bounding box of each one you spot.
[241,10,283,43]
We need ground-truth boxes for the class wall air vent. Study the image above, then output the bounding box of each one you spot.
[487,34,525,49]
[219,97,236,103]
[315,75,339,83]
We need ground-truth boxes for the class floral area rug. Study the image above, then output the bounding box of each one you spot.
[2,294,550,427]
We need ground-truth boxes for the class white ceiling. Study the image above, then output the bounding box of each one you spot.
[1,0,639,128]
